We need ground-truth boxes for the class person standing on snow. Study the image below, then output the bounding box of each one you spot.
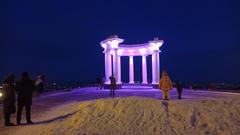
[16,72,35,125]
[175,80,183,99]
[109,76,116,98]
[2,74,16,126]
[100,77,104,90]
[35,75,45,94]
[96,76,103,90]
[159,70,173,100]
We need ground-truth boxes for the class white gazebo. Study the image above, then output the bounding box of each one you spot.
[100,35,163,86]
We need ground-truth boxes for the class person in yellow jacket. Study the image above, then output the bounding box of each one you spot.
[159,70,173,100]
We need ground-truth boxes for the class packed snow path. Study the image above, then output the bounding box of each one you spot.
[1,87,240,135]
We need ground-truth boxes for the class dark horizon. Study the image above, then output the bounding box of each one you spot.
[1,0,240,83]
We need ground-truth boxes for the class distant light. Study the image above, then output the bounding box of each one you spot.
[0,92,3,97]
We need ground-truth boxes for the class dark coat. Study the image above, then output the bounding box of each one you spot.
[176,82,183,93]
[2,83,16,115]
[16,79,35,105]
[36,82,44,93]
[96,77,101,84]
[109,77,116,90]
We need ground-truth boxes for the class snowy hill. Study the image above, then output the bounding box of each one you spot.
[8,96,240,135]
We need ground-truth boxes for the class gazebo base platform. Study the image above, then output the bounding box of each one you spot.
[104,83,159,89]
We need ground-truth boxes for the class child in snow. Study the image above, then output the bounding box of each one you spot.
[159,70,173,100]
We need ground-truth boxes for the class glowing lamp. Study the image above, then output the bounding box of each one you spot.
[0,92,3,98]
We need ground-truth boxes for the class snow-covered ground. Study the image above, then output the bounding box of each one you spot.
[1,87,240,135]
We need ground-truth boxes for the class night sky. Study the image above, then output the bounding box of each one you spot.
[1,0,240,83]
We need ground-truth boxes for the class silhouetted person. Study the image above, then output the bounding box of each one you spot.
[35,75,45,94]
[109,76,116,98]
[100,77,104,89]
[16,72,35,125]
[2,74,16,126]
[96,76,103,90]
[176,80,183,99]
[159,70,173,100]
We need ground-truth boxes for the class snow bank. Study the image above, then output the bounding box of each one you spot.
[12,97,240,135]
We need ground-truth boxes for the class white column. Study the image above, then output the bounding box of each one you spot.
[152,51,159,84]
[156,51,160,83]
[129,56,134,83]
[142,55,147,84]
[152,52,157,84]
[105,52,112,84]
[117,56,121,84]
[112,49,118,82]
